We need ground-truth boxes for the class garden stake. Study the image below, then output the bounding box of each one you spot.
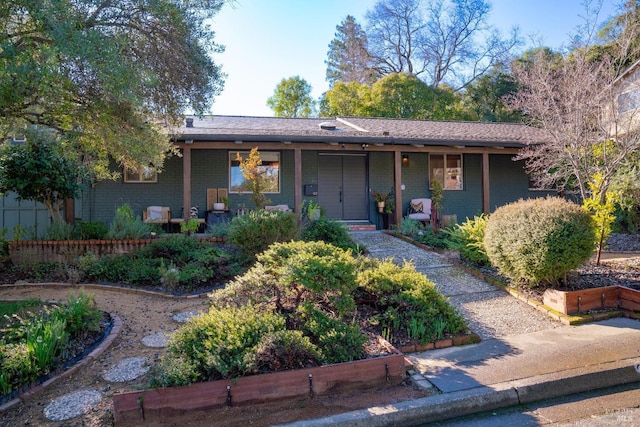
[578,296,582,313]
[226,385,232,407]
[602,293,605,310]
[385,363,390,382]
[308,374,314,399]
[137,396,145,421]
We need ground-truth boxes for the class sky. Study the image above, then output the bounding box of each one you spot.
[209,0,622,117]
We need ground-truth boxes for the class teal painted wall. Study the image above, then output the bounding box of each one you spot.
[85,149,551,228]
[489,154,556,212]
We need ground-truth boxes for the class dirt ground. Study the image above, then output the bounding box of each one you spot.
[0,284,433,427]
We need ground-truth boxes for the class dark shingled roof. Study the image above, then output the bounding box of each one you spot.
[177,115,551,147]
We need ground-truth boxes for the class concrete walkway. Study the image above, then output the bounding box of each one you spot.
[277,231,640,427]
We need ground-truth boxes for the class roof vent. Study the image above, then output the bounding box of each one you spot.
[319,121,337,130]
[186,117,194,128]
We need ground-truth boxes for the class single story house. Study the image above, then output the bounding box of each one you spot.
[76,115,554,231]
[0,115,556,237]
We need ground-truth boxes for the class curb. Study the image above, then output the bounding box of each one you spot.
[275,357,640,427]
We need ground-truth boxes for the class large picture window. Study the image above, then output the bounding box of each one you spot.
[124,166,157,183]
[430,154,463,190]
[230,151,280,193]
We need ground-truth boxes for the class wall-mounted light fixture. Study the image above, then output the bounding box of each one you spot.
[235,140,243,144]
[402,154,409,166]
[185,139,193,145]
[361,143,369,150]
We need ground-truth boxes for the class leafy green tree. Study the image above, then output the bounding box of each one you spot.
[0,129,84,222]
[368,73,466,120]
[266,76,316,118]
[325,15,379,86]
[0,0,226,180]
[462,65,523,123]
[319,81,372,117]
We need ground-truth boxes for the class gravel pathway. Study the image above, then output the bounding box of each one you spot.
[351,231,561,340]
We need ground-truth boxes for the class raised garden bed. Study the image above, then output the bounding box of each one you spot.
[543,285,640,317]
[112,340,406,424]
[8,237,225,264]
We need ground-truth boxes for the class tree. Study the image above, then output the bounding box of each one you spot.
[365,0,520,90]
[266,76,316,118]
[319,81,372,117]
[462,64,522,122]
[0,0,226,180]
[0,129,84,222]
[325,15,379,86]
[237,147,271,210]
[507,4,640,260]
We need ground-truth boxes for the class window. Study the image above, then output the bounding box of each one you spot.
[124,166,157,183]
[618,88,640,114]
[430,154,463,190]
[229,151,280,193]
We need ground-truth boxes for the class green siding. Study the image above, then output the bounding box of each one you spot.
[489,155,555,212]
[85,149,550,228]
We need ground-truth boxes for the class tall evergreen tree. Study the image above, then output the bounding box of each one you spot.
[325,15,379,86]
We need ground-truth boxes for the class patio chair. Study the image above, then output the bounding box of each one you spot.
[143,206,171,225]
[407,198,431,223]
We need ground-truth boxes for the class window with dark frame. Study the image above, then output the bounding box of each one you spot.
[429,154,463,190]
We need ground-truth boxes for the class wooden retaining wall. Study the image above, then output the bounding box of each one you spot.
[112,350,406,424]
[543,285,640,315]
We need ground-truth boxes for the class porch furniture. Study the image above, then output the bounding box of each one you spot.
[169,207,206,232]
[407,198,432,223]
[143,206,171,226]
[265,204,291,212]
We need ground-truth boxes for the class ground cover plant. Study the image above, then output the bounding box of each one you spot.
[152,240,466,386]
[0,290,104,398]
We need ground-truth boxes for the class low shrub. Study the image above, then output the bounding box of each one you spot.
[212,241,360,319]
[445,214,490,266]
[298,304,366,364]
[84,235,245,291]
[399,217,425,238]
[159,305,286,384]
[483,197,596,287]
[228,210,299,259]
[244,329,322,374]
[46,220,74,240]
[301,217,361,252]
[72,220,108,240]
[415,229,450,248]
[107,204,150,239]
[356,260,466,344]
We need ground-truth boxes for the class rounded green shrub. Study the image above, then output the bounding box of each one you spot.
[301,217,361,252]
[228,210,299,258]
[483,197,596,286]
[163,305,285,383]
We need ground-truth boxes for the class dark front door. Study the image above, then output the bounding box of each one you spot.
[317,154,368,220]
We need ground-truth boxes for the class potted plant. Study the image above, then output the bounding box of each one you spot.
[373,191,392,213]
[219,195,230,210]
